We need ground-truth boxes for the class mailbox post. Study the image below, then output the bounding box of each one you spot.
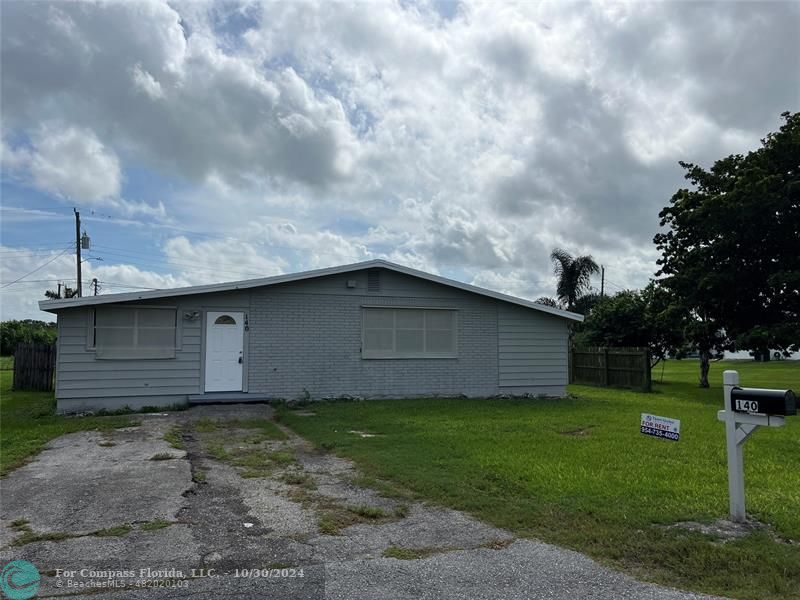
[717,370,796,522]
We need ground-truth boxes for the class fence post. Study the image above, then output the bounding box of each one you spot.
[602,348,609,387]
[643,349,652,391]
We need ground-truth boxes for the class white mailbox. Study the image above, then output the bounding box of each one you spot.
[717,370,794,523]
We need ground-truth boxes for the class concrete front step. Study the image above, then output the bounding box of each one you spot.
[188,392,273,404]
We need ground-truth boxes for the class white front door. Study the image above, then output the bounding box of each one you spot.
[204,311,244,392]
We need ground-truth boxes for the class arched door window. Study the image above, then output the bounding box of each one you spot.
[214,315,236,325]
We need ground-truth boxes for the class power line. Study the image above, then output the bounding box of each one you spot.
[98,281,159,290]
[91,245,265,271]
[0,252,74,260]
[0,245,74,288]
[85,248,279,280]
[0,245,73,254]
[0,278,80,284]
[603,279,626,292]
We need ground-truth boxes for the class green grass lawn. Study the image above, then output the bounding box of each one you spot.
[0,370,138,476]
[280,359,800,600]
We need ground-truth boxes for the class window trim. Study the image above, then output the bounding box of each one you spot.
[87,305,180,359]
[361,306,458,359]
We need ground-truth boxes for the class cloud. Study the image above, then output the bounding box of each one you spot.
[130,64,165,100]
[162,237,287,284]
[1,0,359,189]
[1,0,798,321]
[3,123,167,217]
[6,124,121,202]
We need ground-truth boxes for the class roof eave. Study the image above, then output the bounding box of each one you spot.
[37,258,584,322]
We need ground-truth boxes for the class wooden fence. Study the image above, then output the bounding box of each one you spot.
[570,347,651,391]
[13,343,56,392]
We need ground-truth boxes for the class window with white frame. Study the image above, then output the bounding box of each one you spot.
[90,307,177,359]
[362,307,457,358]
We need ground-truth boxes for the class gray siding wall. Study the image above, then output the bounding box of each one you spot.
[54,267,568,412]
[55,291,250,412]
[497,303,569,388]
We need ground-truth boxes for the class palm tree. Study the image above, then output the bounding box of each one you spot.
[550,248,599,311]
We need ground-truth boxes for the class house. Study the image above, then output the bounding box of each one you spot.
[39,259,583,413]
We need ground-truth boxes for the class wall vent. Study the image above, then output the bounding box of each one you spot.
[367,269,381,292]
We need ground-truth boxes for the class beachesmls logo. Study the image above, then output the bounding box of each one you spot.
[1,560,40,600]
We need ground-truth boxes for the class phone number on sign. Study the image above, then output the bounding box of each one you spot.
[640,426,679,441]
[234,568,305,579]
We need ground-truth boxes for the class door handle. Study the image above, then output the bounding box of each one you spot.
[238,356,243,364]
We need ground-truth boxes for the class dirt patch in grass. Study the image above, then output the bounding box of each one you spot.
[665,519,789,544]
[558,427,593,436]
[348,430,383,438]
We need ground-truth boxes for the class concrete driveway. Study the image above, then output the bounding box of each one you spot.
[0,404,722,599]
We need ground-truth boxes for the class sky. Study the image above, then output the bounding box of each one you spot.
[1,0,798,321]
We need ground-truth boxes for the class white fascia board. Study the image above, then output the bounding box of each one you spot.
[38,258,584,322]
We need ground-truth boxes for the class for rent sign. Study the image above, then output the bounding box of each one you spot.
[640,413,680,442]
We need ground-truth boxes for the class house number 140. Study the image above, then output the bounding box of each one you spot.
[735,399,760,413]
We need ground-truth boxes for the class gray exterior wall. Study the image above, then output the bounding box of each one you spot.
[53,268,569,412]
[497,304,569,387]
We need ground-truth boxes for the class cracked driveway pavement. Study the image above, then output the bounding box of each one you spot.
[0,404,723,599]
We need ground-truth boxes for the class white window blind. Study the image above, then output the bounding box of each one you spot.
[93,307,177,359]
[362,308,457,358]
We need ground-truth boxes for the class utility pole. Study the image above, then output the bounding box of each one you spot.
[600,266,605,298]
[74,208,82,297]
[92,278,99,296]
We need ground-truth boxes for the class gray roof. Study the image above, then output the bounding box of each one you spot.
[38,259,583,321]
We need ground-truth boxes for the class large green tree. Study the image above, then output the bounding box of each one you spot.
[654,111,799,386]
[578,284,686,368]
[549,248,600,311]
